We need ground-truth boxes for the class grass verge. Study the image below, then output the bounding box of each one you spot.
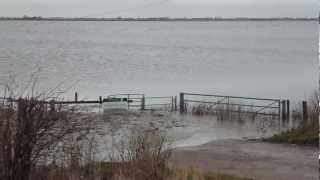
[264,120,318,146]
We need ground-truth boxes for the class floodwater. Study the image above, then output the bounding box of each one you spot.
[0,20,317,151]
[92,110,280,159]
[172,139,318,180]
[0,21,318,101]
[0,21,317,179]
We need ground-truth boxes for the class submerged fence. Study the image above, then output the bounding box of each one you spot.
[179,92,292,124]
[2,91,312,125]
[106,94,177,111]
[144,96,177,111]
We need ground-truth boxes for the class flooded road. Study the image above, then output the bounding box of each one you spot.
[172,139,318,180]
[82,109,315,180]
[93,110,281,159]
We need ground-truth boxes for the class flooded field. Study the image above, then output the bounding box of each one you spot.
[0,21,317,101]
[82,109,316,179]
[172,139,318,180]
[84,109,281,160]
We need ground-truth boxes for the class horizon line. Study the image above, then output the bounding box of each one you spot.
[0,16,317,21]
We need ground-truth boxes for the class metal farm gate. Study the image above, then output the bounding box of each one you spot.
[179,92,289,126]
[107,94,177,111]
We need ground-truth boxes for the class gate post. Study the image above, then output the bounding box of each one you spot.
[302,101,308,124]
[174,96,177,111]
[286,100,290,127]
[141,95,145,110]
[278,100,282,130]
[171,96,174,112]
[227,96,231,120]
[99,96,102,104]
[49,100,55,111]
[180,93,185,113]
[281,100,286,122]
[75,92,78,103]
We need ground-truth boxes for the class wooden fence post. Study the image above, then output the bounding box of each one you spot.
[75,92,78,103]
[302,101,308,123]
[281,100,286,122]
[174,96,177,111]
[49,100,55,111]
[286,100,290,126]
[99,96,102,104]
[127,94,130,110]
[141,95,145,110]
[227,96,231,120]
[278,100,282,130]
[171,96,174,112]
[180,93,185,113]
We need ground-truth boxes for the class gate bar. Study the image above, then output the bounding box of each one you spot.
[182,92,280,102]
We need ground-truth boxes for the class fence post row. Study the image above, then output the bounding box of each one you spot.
[49,92,293,116]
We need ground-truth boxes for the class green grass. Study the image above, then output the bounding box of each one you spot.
[265,120,318,145]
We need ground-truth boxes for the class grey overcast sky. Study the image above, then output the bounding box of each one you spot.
[0,0,317,18]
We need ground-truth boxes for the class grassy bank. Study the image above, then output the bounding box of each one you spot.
[264,92,319,146]
[264,119,318,145]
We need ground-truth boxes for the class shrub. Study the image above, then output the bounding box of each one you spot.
[0,91,95,180]
[108,129,172,180]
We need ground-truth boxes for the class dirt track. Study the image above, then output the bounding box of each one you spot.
[171,139,318,180]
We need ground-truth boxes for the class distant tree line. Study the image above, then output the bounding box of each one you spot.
[0,16,317,22]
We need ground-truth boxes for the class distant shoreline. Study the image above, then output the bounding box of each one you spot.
[0,17,317,22]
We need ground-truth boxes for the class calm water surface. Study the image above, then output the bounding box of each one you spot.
[0,21,317,100]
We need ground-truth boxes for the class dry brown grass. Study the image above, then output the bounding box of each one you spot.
[23,129,172,180]
[107,130,172,180]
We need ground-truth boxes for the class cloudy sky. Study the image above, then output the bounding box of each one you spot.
[0,0,317,18]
